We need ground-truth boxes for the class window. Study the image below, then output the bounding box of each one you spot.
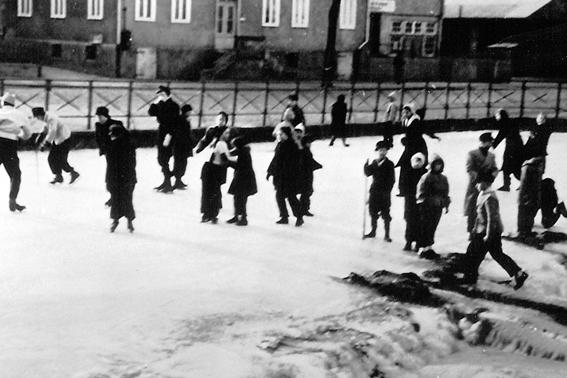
[18,0,32,17]
[423,36,436,57]
[135,0,156,22]
[172,0,191,23]
[404,21,412,34]
[339,0,356,30]
[425,22,437,34]
[51,0,66,18]
[87,0,103,20]
[413,22,422,34]
[262,0,280,27]
[391,20,402,34]
[291,0,309,28]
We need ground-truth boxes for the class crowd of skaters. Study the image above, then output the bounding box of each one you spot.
[1,86,566,289]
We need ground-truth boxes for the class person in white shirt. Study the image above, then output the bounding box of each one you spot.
[32,107,80,185]
[0,93,32,211]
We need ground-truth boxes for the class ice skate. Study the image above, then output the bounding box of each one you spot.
[9,199,25,212]
[110,220,119,233]
[69,171,80,184]
[127,219,134,233]
[50,175,63,184]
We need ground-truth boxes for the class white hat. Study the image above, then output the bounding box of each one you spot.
[387,91,397,99]
[294,124,305,133]
[1,93,16,106]
[411,152,426,169]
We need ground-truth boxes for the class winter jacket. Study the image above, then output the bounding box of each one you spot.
[228,145,258,197]
[298,145,323,194]
[148,98,181,145]
[474,188,504,240]
[364,157,395,195]
[267,138,300,196]
[95,118,123,156]
[493,117,523,175]
[416,155,451,208]
[464,148,498,215]
[43,112,71,145]
[0,106,30,140]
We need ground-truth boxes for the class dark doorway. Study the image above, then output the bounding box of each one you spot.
[369,13,381,55]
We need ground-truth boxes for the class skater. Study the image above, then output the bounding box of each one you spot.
[267,126,304,227]
[416,154,450,258]
[195,111,238,153]
[283,93,305,127]
[226,136,257,226]
[461,173,529,289]
[329,94,349,147]
[382,91,399,148]
[296,131,322,217]
[148,85,180,193]
[172,104,195,190]
[32,107,80,185]
[403,153,427,251]
[200,126,236,223]
[363,140,396,241]
[493,109,523,192]
[517,112,554,237]
[0,93,32,212]
[395,103,440,197]
[95,106,124,207]
[106,124,137,233]
[464,132,499,238]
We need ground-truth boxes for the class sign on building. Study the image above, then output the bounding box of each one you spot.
[369,0,395,12]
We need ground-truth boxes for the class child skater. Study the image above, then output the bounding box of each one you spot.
[227,137,257,226]
[416,154,450,258]
[461,172,529,289]
[403,152,428,251]
[363,140,396,241]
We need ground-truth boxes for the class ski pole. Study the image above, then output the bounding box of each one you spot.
[362,169,369,239]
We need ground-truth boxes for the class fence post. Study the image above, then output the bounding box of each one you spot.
[45,80,51,111]
[556,82,562,119]
[422,82,429,118]
[486,82,493,118]
[0,79,4,96]
[86,81,93,130]
[466,82,472,120]
[373,82,381,123]
[321,85,328,126]
[127,81,133,129]
[348,80,355,124]
[232,81,238,128]
[399,82,406,119]
[444,82,450,120]
[262,81,269,127]
[198,80,206,128]
[520,81,526,118]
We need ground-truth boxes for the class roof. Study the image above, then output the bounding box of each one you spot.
[445,0,553,18]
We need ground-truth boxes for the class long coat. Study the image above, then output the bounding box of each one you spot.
[148,98,181,145]
[298,146,322,195]
[493,118,523,178]
[106,130,137,220]
[464,148,498,217]
[330,100,348,137]
[267,138,300,196]
[95,118,123,156]
[228,146,258,197]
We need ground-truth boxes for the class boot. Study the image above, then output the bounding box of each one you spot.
[110,219,119,233]
[50,175,63,184]
[384,221,392,242]
[127,219,134,233]
[342,139,350,147]
[155,177,173,193]
[498,175,511,192]
[69,171,80,184]
[276,217,289,224]
[227,216,239,224]
[364,218,377,239]
[295,216,304,227]
[9,199,25,212]
[513,270,529,290]
[237,216,248,226]
[556,201,567,218]
[173,179,187,190]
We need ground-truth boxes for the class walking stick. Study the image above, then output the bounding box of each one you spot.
[362,170,369,239]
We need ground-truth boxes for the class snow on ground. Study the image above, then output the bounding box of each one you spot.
[1,131,567,377]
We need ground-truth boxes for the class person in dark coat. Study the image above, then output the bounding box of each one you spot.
[172,104,195,190]
[95,106,124,207]
[403,152,427,251]
[517,113,554,237]
[106,124,137,233]
[395,103,440,197]
[329,94,349,147]
[492,108,523,192]
[226,137,257,226]
[364,140,396,241]
[296,131,323,217]
[148,85,180,193]
[283,94,305,127]
[267,126,304,227]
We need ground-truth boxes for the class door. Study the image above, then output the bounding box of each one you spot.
[136,47,157,80]
[215,0,236,50]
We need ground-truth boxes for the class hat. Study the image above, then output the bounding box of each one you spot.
[157,85,170,96]
[375,140,389,151]
[294,124,305,133]
[411,152,426,169]
[402,102,415,113]
[387,91,397,99]
[95,106,109,117]
[288,93,298,101]
[479,132,493,143]
[181,104,193,114]
[1,93,16,106]
[32,107,46,118]
[109,124,126,138]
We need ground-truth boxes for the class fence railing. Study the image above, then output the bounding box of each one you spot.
[1,79,566,132]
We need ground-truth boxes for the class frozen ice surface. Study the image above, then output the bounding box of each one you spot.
[1,131,566,377]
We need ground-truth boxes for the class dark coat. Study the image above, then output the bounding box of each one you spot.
[228,146,258,197]
[148,98,181,145]
[298,146,323,195]
[106,129,137,220]
[173,117,194,158]
[95,118,123,156]
[267,138,300,196]
[364,158,395,214]
[330,101,348,137]
[493,118,523,177]
[286,105,305,127]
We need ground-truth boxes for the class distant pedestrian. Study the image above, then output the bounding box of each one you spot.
[106,124,137,233]
[363,140,396,241]
[148,85,179,193]
[393,49,405,84]
[296,131,323,217]
[461,172,529,289]
[517,112,554,238]
[464,132,499,238]
[32,107,80,185]
[95,106,124,207]
[329,94,349,147]
[0,93,32,212]
[382,91,399,148]
[493,109,523,192]
[226,136,257,226]
[416,154,450,258]
[403,153,427,251]
[267,126,304,227]
[172,104,195,190]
